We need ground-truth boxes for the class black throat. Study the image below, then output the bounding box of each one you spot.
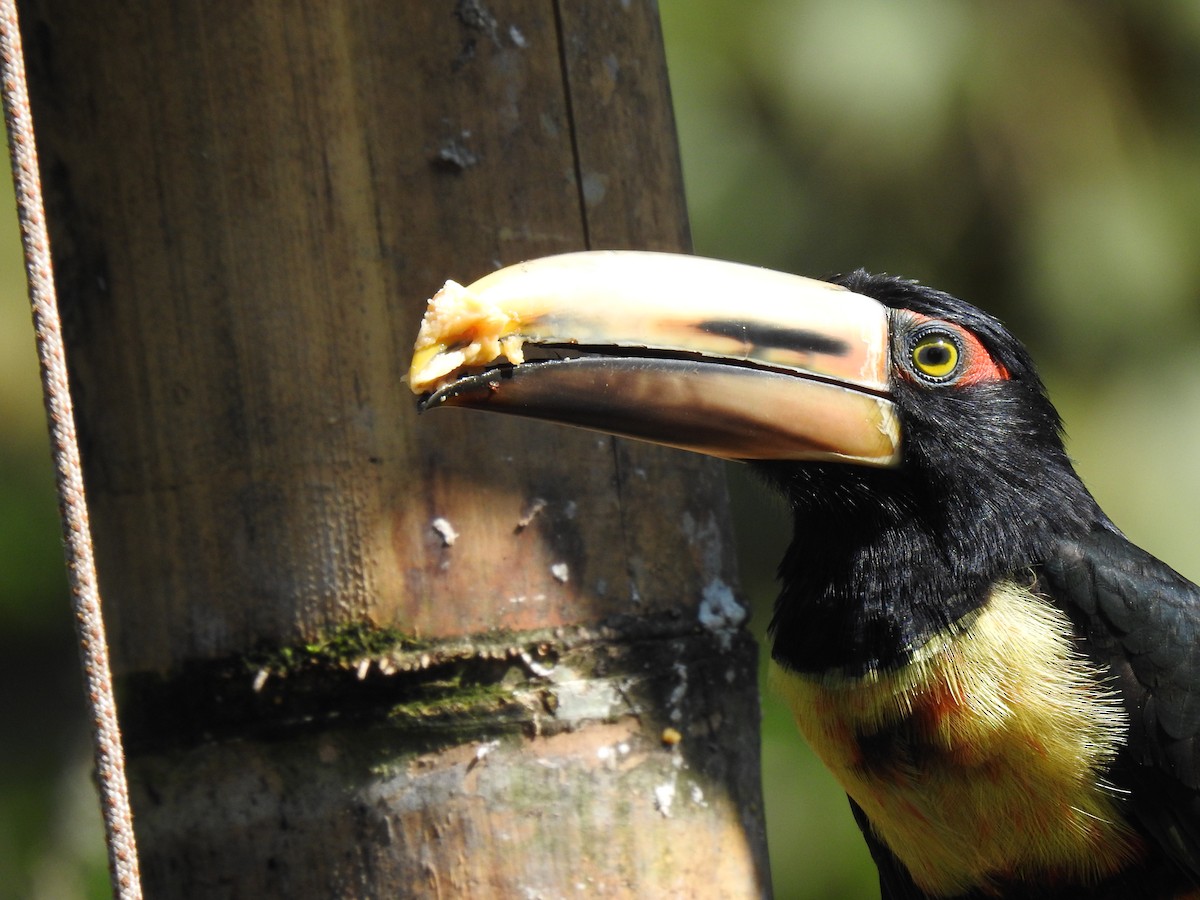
[754,273,1113,677]
[758,379,1105,678]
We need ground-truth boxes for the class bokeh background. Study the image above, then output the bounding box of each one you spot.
[5,2,1200,897]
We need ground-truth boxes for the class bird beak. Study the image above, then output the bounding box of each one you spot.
[409,251,900,467]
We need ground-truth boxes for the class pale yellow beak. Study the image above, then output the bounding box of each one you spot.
[409,251,900,467]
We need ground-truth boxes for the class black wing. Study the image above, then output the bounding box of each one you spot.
[1044,528,1200,881]
[848,797,931,900]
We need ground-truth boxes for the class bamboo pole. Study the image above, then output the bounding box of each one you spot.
[19,1,770,895]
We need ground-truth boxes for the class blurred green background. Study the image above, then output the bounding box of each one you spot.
[4,2,1200,897]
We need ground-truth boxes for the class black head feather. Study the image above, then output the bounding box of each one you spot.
[761,271,1110,676]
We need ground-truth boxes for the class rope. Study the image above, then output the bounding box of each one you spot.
[0,5,143,898]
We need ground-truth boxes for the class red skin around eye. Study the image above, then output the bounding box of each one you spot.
[902,313,1010,386]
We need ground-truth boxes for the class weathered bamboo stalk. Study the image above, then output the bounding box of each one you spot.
[20,1,770,895]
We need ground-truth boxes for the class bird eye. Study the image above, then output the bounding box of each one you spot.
[910,331,961,381]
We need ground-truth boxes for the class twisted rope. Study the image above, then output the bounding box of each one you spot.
[0,5,142,898]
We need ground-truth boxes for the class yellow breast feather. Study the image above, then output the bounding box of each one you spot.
[773,581,1140,897]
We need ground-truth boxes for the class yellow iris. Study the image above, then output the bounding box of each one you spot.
[911,333,960,379]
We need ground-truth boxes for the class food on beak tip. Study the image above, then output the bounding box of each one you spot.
[408,280,527,394]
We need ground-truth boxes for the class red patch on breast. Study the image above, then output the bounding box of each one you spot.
[913,678,964,724]
[908,677,969,744]
[852,682,973,778]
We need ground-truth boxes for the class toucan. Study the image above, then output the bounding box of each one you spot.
[408,251,1200,899]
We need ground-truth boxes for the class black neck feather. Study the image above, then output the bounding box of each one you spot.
[759,274,1109,676]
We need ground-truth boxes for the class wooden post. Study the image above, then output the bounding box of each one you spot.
[20,1,770,895]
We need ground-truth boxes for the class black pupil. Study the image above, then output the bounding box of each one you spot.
[919,342,953,368]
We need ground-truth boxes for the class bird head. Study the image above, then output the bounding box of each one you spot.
[760,269,1103,674]
[410,252,1104,675]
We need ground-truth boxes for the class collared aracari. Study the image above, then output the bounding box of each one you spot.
[408,251,1200,899]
